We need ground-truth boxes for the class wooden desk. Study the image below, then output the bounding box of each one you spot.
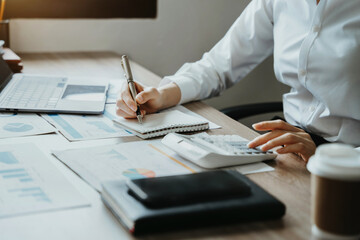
[0,52,311,240]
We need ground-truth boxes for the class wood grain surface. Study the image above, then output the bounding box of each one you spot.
[19,52,312,240]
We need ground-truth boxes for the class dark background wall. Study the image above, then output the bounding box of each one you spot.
[4,0,157,18]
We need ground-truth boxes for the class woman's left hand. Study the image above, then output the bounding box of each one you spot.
[247,120,316,163]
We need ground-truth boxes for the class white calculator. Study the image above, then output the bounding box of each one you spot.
[161,133,277,169]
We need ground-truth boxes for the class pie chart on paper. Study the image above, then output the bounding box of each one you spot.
[122,168,156,180]
[3,123,34,132]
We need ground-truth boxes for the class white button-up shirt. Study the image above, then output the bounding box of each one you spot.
[162,0,360,147]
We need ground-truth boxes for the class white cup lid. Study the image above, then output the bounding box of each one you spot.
[312,225,360,240]
[307,144,360,181]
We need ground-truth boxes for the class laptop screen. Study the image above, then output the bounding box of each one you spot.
[0,57,13,92]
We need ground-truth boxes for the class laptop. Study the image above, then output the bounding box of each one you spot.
[0,57,108,114]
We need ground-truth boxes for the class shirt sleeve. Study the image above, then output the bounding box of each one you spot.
[160,0,275,104]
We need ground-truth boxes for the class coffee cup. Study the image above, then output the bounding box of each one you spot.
[307,144,360,240]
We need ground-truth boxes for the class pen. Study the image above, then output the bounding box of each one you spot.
[121,55,143,124]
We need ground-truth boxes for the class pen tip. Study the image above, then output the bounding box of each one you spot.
[137,115,143,124]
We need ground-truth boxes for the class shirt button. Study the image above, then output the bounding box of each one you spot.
[313,25,320,33]
[299,69,307,76]
[310,106,316,112]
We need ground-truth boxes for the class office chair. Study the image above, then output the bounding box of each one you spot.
[220,101,283,121]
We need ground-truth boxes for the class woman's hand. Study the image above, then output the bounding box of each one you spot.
[247,120,316,163]
[116,81,181,119]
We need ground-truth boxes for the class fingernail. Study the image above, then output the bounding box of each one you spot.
[131,105,137,111]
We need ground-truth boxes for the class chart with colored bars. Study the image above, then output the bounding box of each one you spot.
[0,167,33,183]
[0,144,89,218]
[41,104,132,141]
[7,187,51,203]
[123,168,156,180]
[52,140,202,191]
[0,152,35,183]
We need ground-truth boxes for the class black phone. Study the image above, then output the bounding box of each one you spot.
[126,170,251,208]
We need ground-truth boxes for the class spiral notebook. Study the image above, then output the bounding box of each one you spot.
[114,110,209,139]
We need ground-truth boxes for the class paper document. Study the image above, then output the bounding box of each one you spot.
[0,112,55,139]
[53,139,273,192]
[0,143,89,218]
[53,140,203,191]
[106,79,124,104]
[42,104,132,141]
[164,105,221,129]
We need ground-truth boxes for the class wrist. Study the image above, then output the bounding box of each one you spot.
[158,82,181,110]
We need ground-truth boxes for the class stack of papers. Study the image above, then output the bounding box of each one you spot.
[52,140,274,192]
[53,140,202,191]
[2,48,23,73]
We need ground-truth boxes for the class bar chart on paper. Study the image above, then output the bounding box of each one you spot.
[42,104,132,141]
[7,187,51,203]
[0,167,33,183]
[0,144,89,218]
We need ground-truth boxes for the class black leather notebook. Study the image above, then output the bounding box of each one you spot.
[101,170,286,235]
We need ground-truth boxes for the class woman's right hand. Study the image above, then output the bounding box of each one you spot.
[116,81,164,119]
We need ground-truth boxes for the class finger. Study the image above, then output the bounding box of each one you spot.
[276,143,306,154]
[136,87,159,104]
[134,81,145,93]
[276,143,312,162]
[253,120,303,132]
[260,132,304,151]
[247,130,286,148]
[118,88,137,111]
[116,107,137,119]
[116,99,137,117]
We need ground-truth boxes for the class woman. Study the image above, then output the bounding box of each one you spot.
[116,0,360,162]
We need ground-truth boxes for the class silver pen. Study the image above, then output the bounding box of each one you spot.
[121,55,143,124]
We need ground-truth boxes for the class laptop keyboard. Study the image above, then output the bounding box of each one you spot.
[0,76,67,109]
